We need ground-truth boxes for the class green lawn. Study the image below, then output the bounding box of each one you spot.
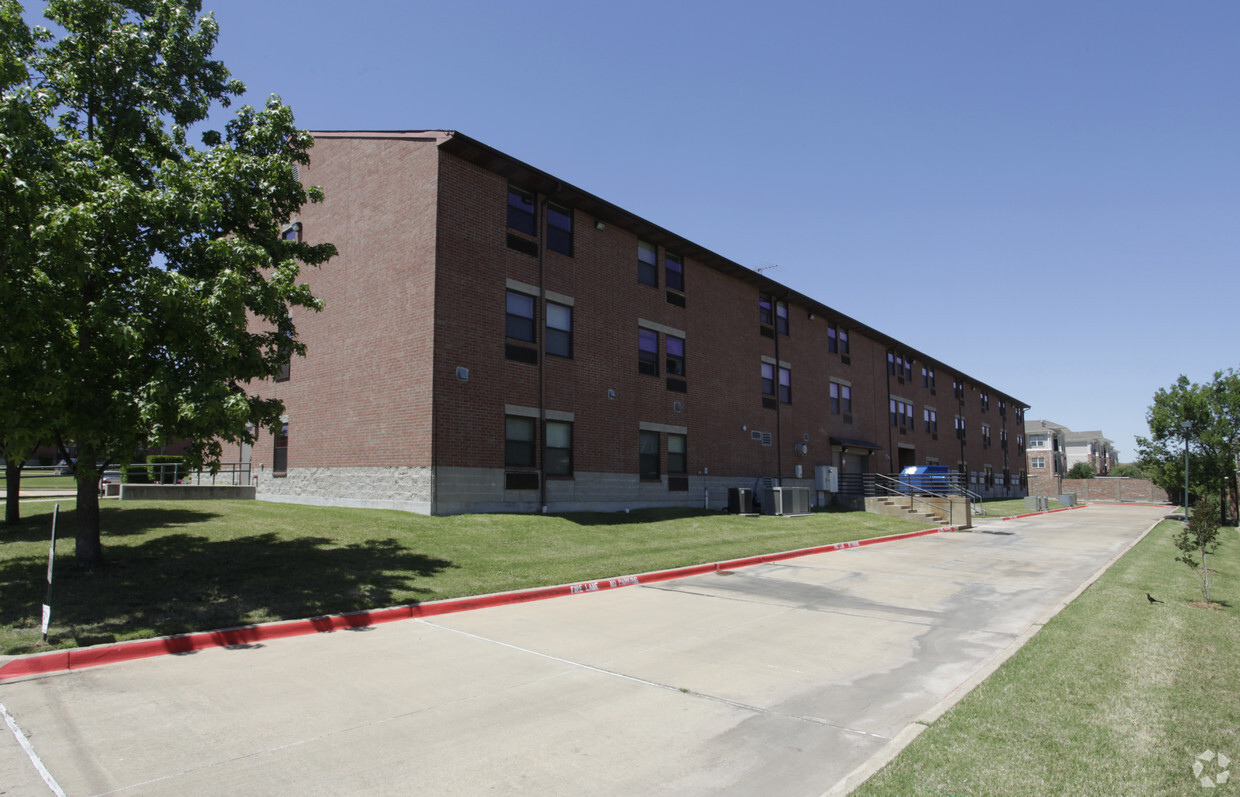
[978,497,1062,517]
[1,473,79,491]
[0,500,925,656]
[853,520,1240,796]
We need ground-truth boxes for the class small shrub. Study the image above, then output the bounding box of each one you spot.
[146,455,184,484]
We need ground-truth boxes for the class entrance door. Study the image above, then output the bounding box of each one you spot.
[897,447,916,470]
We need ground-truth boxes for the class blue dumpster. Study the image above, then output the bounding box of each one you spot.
[899,465,950,494]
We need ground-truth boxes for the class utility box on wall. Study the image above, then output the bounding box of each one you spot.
[814,465,838,492]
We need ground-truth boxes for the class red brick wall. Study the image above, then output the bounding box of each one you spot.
[1030,474,1169,503]
[245,134,441,474]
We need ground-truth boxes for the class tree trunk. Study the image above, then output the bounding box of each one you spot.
[4,458,21,526]
[74,451,104,567]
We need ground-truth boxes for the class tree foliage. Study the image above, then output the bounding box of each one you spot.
[1137,370,1240,525]
[0,0,334,563]
[1065,462,1096,480]
[1106,463,1147,479]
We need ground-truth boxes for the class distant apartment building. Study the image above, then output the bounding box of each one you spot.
[224,130,1029,514]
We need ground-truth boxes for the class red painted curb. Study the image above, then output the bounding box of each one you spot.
[0,524,952,682]
[1000,504,1091,521]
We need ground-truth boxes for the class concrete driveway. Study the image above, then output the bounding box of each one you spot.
[0,504,1167,796]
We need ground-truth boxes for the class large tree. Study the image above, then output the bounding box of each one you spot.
[1137,370,1240,525]
[4,0,334,562]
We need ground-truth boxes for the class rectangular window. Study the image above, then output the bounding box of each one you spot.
[666,335,685,376]
[273,423,288,475]
[639,430,660,480]
[839,329,850,354]
[1017,434,1025,453]
[953,379,964,399]
[639,329,659,376]
[506,291,536,342]
[275,330,292,383]
[545,421,573,477]
[925,408,938,433]
[923,367,935,388]
[638,240,658,286]
[761,362,775,396]
[546,302,572,358]
[505,416,536,467]
[665,252,684,292]
[667,434,686,474]
[890,400,913,427]
[778,367,791,404]
[830,382,840,414]
[841,384,852,413]
[1031,456,1046,469]
[546,202,573,256]
[1028,434,1047,449]
[759,293,773,326]
[956,416,966,439]
[507,185,536,236]
[980,392,990,411]
[776,301,789,335]
[828,325,838,353]
[982,423,992,446]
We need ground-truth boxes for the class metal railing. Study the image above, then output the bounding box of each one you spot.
[868,473,960,526]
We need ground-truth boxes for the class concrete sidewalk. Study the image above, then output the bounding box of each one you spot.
[0,504,1167,796]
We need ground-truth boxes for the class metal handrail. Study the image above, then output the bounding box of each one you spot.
[869,473,956,526]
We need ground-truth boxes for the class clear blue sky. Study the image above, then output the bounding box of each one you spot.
[190,0,1238,461]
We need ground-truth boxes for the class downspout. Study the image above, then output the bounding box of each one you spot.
[538,191,549,512]
[773,295,786,487]
[884,347,894,479]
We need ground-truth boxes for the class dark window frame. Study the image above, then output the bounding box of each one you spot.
[507,185,537,237]
[506,290,537,343]
[638,240,658,287]
[546,202,573,256]
[544,420,573,477]
[639,328,659,376]
[545,301,572,358]
[665,252,684,292]
[639,430,660,480]
[667,433,687,475]
[273,423,289,475]
[505,415,537,468]
[666,335,685,376]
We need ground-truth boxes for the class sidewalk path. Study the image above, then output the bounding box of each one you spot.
[0,504,1167,796]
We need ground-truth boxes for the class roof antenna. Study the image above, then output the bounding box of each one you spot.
[755,263,779,274]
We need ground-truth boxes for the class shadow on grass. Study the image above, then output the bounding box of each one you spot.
[0,530,454,655]
[2,506,222,543]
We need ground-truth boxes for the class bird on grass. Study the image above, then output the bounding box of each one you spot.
[1147,593,1163,604]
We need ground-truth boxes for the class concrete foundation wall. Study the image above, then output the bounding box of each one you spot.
[119,485,256,501]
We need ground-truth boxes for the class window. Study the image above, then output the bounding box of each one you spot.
[506,291,536,342]
[982,423,991,447]
[273,423,288,475]
[841,384,852,412]
[1017,434,1025,453]
[1031,456,1046,469]
[888,353,911,380]
[281,224,301,243]
[546,302,572,358]
[830,382,852,414]
[830,382,841,414]
[667,434,686,474]
[639,430,660,480]
[828,325,838,353]
[998,400,1007,416]
[666,335,685,376]
[924,408,938,433]
[761,362,775,396]
[778,367,791,404]
[839,329,850,355]
[956,416,966,439]
[759,293,773,326]
[639,329,659,376]
[545,421,572,476]
[1028,434,1048,449]
[953,379,964,399]
[923,367,935,388]
[508,185,536,236]
[666,252,684,292]
[890,399,913,427]
[776,301,789,335]
[505,416,536,467]
[638,240,658,286]
[546,203,573,256]
[1000,428,1008,447]
[275,330,292,382]
[980,392,990,411]
[1015,407,1024,423]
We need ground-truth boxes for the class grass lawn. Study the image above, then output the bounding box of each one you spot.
[1,474,79,491]
[978,497,1062,518]
[0,500,925,657]
[852,520,1240,796]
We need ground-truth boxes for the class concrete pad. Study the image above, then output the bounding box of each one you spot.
[0,504,1167,796]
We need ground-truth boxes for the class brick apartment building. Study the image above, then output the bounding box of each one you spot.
[229,131,1030,514]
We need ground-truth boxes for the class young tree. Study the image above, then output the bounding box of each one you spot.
[1172,495,1222,604]
[9,0,334,562]
[1065,462,1096,480]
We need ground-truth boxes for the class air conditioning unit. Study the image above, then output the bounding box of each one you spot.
[762,486,811,516]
